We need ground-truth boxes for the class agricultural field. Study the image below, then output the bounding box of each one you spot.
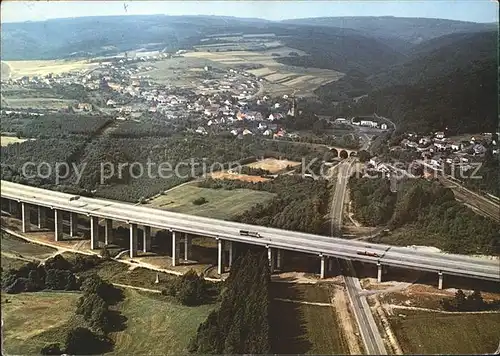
[389,310,500,354]
[210,171,270,182]
[2,97,75,110]
[246,158,301,173]
[182,50,343,96]
[1,291,82,355]
[0,136,31,146]
[147,183,275,220]
[3,60,97,79]
[138,57,217,85]
[269,282,349,354]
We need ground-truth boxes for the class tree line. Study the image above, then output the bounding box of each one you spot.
[188,251,271,354]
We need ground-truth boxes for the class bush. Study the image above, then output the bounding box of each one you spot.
[45,255,73,271]
[100,246,111,260]
[64,327,110,355]
[192,197,208,205]
[40,343,62,355]
[72,254,101,272]
[162,270,212,306]
[45,269,80,291]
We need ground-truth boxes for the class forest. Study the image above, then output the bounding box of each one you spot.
[349,177,499,255]
[1,131,328,202]
[1,112,112,138]
[188,251,271,354]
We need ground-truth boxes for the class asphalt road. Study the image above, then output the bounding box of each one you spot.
[1,180,499,282]
[343,260,387,354]
[329,159,387,354]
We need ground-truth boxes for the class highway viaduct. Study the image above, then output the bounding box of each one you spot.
[1,180,499,287]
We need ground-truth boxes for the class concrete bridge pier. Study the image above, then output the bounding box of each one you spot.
[142,225,151,253]
[217,238,224,274]
[69,212,78,237]
[37,206,47,229]
[21,202,30,233]
[9,199,20,218]
[438,271,444,290]
[90,216,99,249]
[183,233,191,260]
[276,248,282,270]
[327,257,334,273]
[104,219,113,244]
[320,255,325,279]
[129,223,138,257]
[377,262,383,283]
[267,246,275,273]
[227,240,233,268]
[172,231,179,266]
[54,209,63,241]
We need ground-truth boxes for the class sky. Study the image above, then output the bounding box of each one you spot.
[1,0,498,24]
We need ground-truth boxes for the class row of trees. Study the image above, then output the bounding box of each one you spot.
[188,251,271,354]
[441,289,500,312]
[2,255,80,294]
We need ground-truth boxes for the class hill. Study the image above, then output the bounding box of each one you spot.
[272,25,404,74]
[282,16,496,51]
[353,58,497,134]
[2,15,405,75]
[368,30,498,89]
[0,15,271,60]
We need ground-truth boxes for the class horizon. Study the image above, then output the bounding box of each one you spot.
[1,1,498,24]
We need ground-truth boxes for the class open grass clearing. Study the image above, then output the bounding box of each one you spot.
[4,60,97,79]
[108,289,215,355]
[245,158,301,173]
[1,288,215,355]
[1,255,30,270]
[147,183,275,220]
[389,309,500,354]
[270,282,333,303]
[1,291,82,355]
[270,299,348,354]
[1,231,56,259]
[270,282,348,354]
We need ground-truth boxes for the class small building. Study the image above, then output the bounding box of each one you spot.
[380,123,388,130]
[435,131,445,139]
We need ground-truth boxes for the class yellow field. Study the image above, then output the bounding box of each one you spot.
[1,136,32,146]
[246,158,301,173]
[2,98,75,109]
[183,51,344,95]
[4,60,98,79]
[210,171,270,182]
